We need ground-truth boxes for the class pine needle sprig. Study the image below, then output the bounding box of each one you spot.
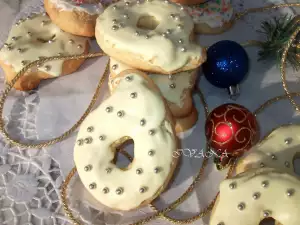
[257,15,300,71]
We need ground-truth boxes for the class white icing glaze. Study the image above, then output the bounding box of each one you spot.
[109,58,196,107]
[0,14,87,76]
[95,0,204,73]
[74,72,177,210]
[237,125,300,175]
[185,0,234,28]
[210,168,300,225]
[49,0,104,15]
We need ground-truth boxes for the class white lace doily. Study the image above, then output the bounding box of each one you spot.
[0,0,299,224]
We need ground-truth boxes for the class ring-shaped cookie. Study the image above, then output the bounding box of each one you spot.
[108,58,198,118]
[74,70,179,211]
[235,124,300,175]
[210,168,300,225]
[95,0,206,74]
[45,0,104,37]
[0,13,89,90]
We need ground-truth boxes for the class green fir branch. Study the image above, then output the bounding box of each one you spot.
[257,15,300,71]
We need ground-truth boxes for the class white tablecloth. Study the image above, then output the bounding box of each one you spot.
[0,0,299,224]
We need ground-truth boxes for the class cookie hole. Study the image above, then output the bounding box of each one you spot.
[259,218,276,225]
[137,15,159,30]
[112,137,133,170]
[293,152,300,176]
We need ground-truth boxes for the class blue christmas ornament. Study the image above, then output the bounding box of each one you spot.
[202,40,249,98]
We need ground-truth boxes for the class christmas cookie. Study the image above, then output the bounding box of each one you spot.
[74,70,179,211]
[235,125,300,175]
[183,0,234,34]
[175,107,198,133]
[95,0,206,74]
[0,13,89,91]
[44,0,104,37]
[109,58,198,118]
[210,168,300,225]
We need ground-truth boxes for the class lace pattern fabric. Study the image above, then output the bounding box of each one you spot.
[0,0,298,224]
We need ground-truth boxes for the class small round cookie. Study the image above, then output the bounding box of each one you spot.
[0,13,89,91]
[183,0,234,34]
[235,125,300,175]
[44,0,104,37]
[109,58,197,117]
[210,168,300,225]
[175,107,198,133]
[74,70,179,211]
[95,0,206,74]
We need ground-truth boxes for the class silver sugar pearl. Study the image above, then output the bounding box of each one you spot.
[139,186,147,193]
[11,37,17,41]
[112,6,117,10]
[123,14,129,19]
[140,119,146,126]
[180,6,185,10]
[229,183,236,189]
[217,223,225,225]
[286,189,294,197]
[112,64,118,70]
[135,31,140,36]
[174,15,180,21]
[168,74,173,80]
[117,110,125,117]
[130,92,137,98]
[170,14,175,19]
[102,187,109,194]
[180,47,186,52]
[178,39,183,44]
[260,163,265,168]
[77,139,84,146]
[99,135,106,141]
[137,0,141,3]
[177,24,183,29]
[253,192,260,200]
[271,154,277,160]
[136,168,143,174]
[58,53,63,56]
[262,181,269,188]
[285,138,292,144]
[106,106,113,112]
[87,126,94,132]
[44,65,51,71]
[116,187,124,195]
[162,33,167,38]
[106,168,112,173]
[7,46,13,51]
[166,29,171,34]
[48,39,54,44]
[27,32,32,37]
[154,167,161,173]
[285,161,290,168]
[21,60,27,66]
[164,0,169,3]
[112,19,117,24]
[69,39,74,44]
[148,150,155,156]
[125,76,132,81]
[17,48,22,53]
[4,43,9,47]
[77,44,82,49]
[169,83,176,89]
[84,165,92,171]
[119,22,125,28]
[145,35,150,39]
[41,21,46,26]
[125,1,130,6]
[112,25,119,30]
[85,137,93,144]
[89,183,96,189]
[149,129,155,135]
[237,202,245,211]
[263,210,271,217]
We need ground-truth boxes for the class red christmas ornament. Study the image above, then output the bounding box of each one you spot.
[205,103,259,157]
